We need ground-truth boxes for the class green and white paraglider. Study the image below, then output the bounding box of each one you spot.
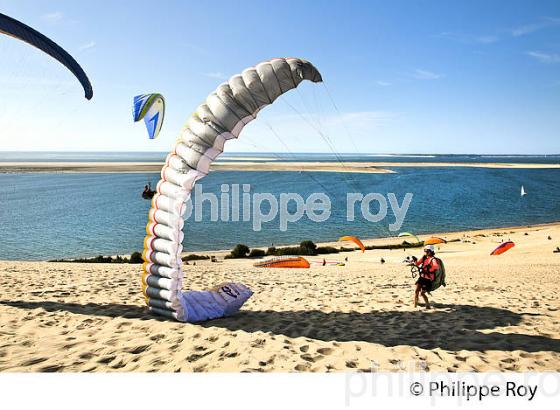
[133,93,165,139]
[399,232,421,243]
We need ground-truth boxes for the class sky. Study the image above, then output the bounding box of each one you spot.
[0,0,559,154]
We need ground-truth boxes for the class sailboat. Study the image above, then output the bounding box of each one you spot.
[521,185,527,197]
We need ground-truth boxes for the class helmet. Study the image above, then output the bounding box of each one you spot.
[424,244,435,253]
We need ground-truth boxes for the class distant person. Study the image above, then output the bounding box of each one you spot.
[380,257,385,264]
[413,245,443,309]
[554,247,560,254]
[344,256,348,262]
[142,183,155,199]
[322,258,326,266]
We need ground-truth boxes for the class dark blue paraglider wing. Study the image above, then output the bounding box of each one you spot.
[0,12,93,100]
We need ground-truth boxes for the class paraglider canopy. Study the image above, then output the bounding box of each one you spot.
[424,237,447,245]
[133,94,165,139]
[398,232,421,243]
[339,235,365,253]
[141,57,323,322]
[0,12,93,99]
[491,241,515,256]
[254,256,310,268]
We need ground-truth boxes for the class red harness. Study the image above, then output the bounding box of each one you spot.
[416,256,440,281]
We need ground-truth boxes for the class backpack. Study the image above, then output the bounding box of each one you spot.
[430,257,446,292]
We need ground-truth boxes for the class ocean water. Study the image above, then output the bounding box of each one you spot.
[1,154,559,260]
[2,151,560,164]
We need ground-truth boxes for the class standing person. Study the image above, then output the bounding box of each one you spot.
[413,245,443,309]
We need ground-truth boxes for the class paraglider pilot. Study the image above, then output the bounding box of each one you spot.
[413,245,441,309]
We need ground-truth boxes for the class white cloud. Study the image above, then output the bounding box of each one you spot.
[439,17,560,44]
[437,31,500,44]
[510,17,560,37]
[526,51,560,64]
[412,69,442,80]
[41,11,63,23]
[79,41,96,51]
[376,80,391,86]
[203,72,227,80]
[475,35,499,44]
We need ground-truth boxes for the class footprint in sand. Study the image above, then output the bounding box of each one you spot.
[110,360,127,369]
[346,361,358,369]
[21,357,48,366]
[316,347,334,355]
[150,334,165,342]
[39,364,64,372]
[97,355,116,365]
[126,345,151,355]
[250,339,266,348]
[294,363,311,371]
[300,353,323,363]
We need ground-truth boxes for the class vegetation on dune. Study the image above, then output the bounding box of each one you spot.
[182,254,210,262]
[49,238,459,263]
[50,251,144,264]
[224,238,447,259]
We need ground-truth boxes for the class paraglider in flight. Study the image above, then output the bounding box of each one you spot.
[254,256,310,268]
[424,237,447,245]
[339,235,366,253]
[133,93,165,139]
[398,232,421,243]
[0,12,93,100]
[491,241,515,256]
[141,58,322,322]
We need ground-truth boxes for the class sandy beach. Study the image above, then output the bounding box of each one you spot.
[1,160,559,174]
[0,223,559,372]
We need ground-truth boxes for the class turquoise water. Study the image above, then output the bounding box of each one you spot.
[1,154,559,260]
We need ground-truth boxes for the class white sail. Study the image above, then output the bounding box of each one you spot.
[521,185,527,196]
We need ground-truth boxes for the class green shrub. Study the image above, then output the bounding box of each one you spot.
[299,240,317,254]
[316,246,339,254]
[182,254,210,262]
[228,244,250,259]
[129,252,143,264]
[249,248,266,257]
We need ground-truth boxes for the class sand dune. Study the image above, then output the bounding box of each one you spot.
[1,160,559,174]
[0,224,559,372]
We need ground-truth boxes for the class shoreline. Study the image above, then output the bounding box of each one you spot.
[2,221,558,262]
[1,160,560,174]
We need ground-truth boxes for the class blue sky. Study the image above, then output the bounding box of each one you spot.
[0,0,559,154]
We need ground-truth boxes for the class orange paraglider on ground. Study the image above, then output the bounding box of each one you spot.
[424,237,447,245]
[254,256,311,268]
[491,241,515,256]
